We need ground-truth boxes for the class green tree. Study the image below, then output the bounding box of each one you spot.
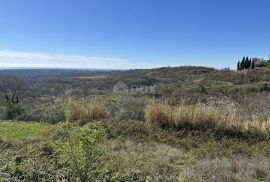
[251,60,255,69]
[240,57,245,70]
[244,57,249,69]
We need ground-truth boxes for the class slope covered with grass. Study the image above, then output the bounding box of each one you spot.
[1,120,270,181]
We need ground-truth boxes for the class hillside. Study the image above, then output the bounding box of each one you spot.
[1,66,270,122]
[1,66,270,181]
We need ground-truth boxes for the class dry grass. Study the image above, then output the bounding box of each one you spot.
[65,97,110,122]
[145,100,270,134]
[100,136,270,181]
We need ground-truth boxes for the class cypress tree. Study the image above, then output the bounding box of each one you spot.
[251,60,255,69]
[237,61,240,70]
[245,57,249,69]
[247,58,251,69]
[240,57,245,70]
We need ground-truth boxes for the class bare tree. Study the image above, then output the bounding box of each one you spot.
[0,75,27,105]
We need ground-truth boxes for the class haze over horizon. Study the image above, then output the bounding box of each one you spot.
[0,0,269,69]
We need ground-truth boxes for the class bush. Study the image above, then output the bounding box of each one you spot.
[16,99,66,123]
[63,122,105,181]
[256,81,270,92]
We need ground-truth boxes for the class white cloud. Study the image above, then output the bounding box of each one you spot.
[0,50,163,69]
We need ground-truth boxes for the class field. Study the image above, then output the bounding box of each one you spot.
[1,66,270,181]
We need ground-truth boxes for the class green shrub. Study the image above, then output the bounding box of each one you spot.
[22,99,65,123]
[256,81,270,92]
[63,122,105,181]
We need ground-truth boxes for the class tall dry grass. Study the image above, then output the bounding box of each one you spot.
[65,97,110,122]
[145,100,270,134]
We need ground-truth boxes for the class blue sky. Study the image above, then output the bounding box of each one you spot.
[0,0,269,69]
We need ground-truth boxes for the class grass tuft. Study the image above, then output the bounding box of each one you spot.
[65,97,110,122]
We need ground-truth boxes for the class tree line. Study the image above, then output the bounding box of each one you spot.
[237,57,255,71]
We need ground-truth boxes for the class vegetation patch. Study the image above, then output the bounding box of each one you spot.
[145,100,270,136]
[76,75,107,80]
[65,97,110,122]
[199,80,233,89]
[1,67,270,181]
[0,121,51,141]
[256,81,270,92]
[1,120,270,181]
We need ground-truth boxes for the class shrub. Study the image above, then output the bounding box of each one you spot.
[40,99,66,123]
[40,143,55,156]
[256,81,270,92]
[63,123,105,181]
[24,99,66,123]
